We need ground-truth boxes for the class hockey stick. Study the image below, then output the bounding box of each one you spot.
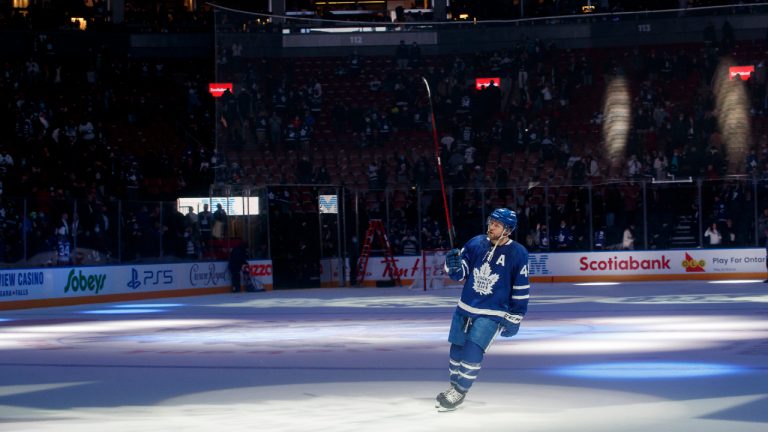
[422,76,456,249]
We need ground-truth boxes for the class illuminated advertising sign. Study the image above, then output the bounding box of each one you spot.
[682,253,706,272]
[729,65,754,81]
[475,77,501,90]
[188,263,230,287]
[63,269,108,295]
[208,82,233,97]
[319,195,338,214]
[177,197,259,216]
[127,268,174,290]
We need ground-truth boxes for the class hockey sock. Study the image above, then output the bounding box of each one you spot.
[455,341,485,392]
[448,344,463,385]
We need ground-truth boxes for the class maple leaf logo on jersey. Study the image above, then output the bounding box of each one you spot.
[472,262,499,295]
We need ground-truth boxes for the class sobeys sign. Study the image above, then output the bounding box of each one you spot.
[63,269,107,294]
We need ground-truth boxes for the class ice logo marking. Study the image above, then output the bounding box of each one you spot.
[472,262,499,295]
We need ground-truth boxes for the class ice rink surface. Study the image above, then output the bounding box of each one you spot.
[1,280,767,432]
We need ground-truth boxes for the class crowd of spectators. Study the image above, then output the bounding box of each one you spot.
[0,37,215,264]
[1,1,768,268]
[215,18,767,255]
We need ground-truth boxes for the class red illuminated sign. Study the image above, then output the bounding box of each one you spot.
[729,66,754,81]
[475,77,501,90]
[208,82,233,97]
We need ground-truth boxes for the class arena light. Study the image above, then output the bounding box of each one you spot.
[715,58,751,174]
[553,362,746,379]
[602,76,631,171]
[70,17,87,30]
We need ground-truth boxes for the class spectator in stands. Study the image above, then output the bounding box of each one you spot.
[555,220,573,250]
[56,212,72,266]
[704,222,723,247]
[594,226,607,250]
[721,218,738,246]
[622,224,636,250]
[313,165,331,184]
[213,203,228,240]
[571,156,587,185]
[269,111,282,148]
[627,154,642,180]
[368,74,383,92]
[348,49,363,76]
[401,230,419,255]
[653,151,669,180]
[537,223,550,251]
[198,203,212,255]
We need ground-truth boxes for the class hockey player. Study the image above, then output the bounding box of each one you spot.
[436,208,530,411]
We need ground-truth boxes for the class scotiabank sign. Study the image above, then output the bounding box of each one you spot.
[579,255,671,271]
[526,249,765,280]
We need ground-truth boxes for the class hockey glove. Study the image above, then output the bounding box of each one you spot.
[445,248,463,280]
[500,314,524,337]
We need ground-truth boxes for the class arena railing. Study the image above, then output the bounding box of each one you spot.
[1,176,762,269]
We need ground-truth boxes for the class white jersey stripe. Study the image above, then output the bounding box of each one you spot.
[457,300,524,324]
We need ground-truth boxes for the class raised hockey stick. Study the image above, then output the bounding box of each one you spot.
[422,76,456,249]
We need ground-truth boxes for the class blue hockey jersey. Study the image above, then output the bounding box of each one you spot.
[449,234,530,324]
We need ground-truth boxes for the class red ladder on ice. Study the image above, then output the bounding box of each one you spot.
[356,219,401,286]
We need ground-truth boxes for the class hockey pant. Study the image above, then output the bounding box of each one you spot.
[447,313,502,392]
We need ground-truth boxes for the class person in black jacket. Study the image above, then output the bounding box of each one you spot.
[228,242,248,293]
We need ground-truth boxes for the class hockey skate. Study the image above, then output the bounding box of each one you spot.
[435,385,466,412]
